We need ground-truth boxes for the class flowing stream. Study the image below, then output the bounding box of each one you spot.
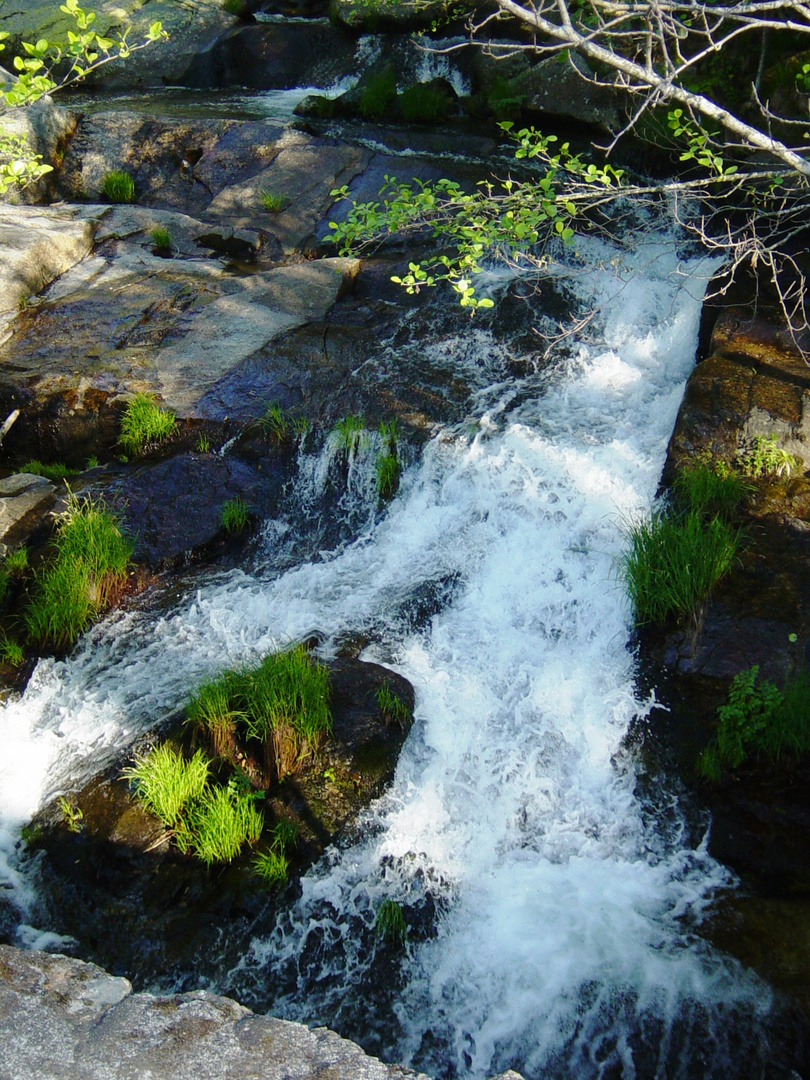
[0,235,784,1077]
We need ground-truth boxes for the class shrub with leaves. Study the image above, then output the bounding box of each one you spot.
[699,666,810,779]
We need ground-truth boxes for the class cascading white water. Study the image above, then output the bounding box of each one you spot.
[0,236,777,1075]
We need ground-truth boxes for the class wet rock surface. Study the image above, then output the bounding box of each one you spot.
[23,658,415,992]
[638,298,810,996]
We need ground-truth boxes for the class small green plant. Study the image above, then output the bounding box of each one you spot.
[698,666,810,779]
[797,61,810,94]
[4,546,28,575]
[86,456,101,469]
[376,682,410,726]
[253,846,289,885]
[260,402,290,442]
[398,82,450,124]
[57,794,83,833]
[673,461,750,519]
[20,822,42,846]
[25,494,133,648]
[187,673,244,759]
[221,497,249,534]
[123,744,210,828]
[179,783,263,865]
[101,170,136,203]
[335,415,367,454]
[378,418,401,451]
[358,68,398,121]
[150,225,172,254]
[20,460,79,482]
[119,392,177,456]
[376,451,401,499]
[736,434,800,478]
[375,898,408,946]
[0,634,24,666]
[486,75,526,121]
[271,818,299,850]
[260,189,285,213]
[196,433,211,453]
[292,416,311,438]
[620,508,742,626]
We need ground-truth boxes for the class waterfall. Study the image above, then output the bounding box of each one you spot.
[0,235,778,1077]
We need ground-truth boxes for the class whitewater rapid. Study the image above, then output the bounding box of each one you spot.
[0,237,774,1076]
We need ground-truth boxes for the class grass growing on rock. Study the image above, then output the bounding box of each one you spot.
[672,462,750,519]
[188,645,332,780]
[221,497,249,534]
[150,226,172,254]
[101,170,135,203]
[335,414,367,454]
[119,392,177,456]
[178,782,263,865]
[123,745,210,828]
[377,682,410,726]
[375,898,407,946]
[25,494,133,648]
[20,460,79,482]
[376,451,401,499]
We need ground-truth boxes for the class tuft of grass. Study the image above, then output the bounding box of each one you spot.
[221,497,249,534]
[698,666,810,780]
[376,682,410,726]
[86,456,101,469]
[620,508,742,626]
[189,646,332,780]
[260,189,285,213]
[25,494,133,648]
[4,545,28,575]
[180,783,263,865]
[123,744,210,828]
[378,418,401,451]
[101,170,135,203]
[196,433,211,453]
[271,818,299,850]
[260,402,290,442]
[736,433,800,478]
[376,451,401,500]
[375,898,408,946]
[0,634,24,666]
[673,462,750,519]
[335,414,367,454]
[150,226,172,254]
[20,460,79,483]
[358,68,398,121]
[119,392,177,456]
[253,846,289,885]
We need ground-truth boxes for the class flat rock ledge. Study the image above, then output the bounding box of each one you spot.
[0,945,523,1080]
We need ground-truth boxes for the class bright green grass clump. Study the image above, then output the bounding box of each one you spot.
[335,415,367,454]
[119,392,178,456]
[260,189,285,213]
[101,170,136,203]
[123,744,210,828]
[150,226,172,254]
[673,463,750,520]
[179,782,264,865]
[25,494,133,648]
[4,546,28,575]
[376,682,410,726]
[375,898,408,946]
[0,633,24,666]
[621,508,741,626]
[188,645,331,779]
[699,666,810,780]
[221,497,249,534]
[20,460,79,483]
[376,451,401,499]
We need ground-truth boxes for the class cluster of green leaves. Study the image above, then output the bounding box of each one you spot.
[124,744,263,865]
[188,645,332,779]
[620,462,745,627]
[667,110,738,178]
[329,125,623,309]
[21,459,79,482]
[736,433,800,478]
[25,493,133,648]
[0,2,166,195]
[699,666,810,780]
[119,392,177,456]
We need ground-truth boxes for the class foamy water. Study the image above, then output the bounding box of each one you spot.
[0,237,776,1076]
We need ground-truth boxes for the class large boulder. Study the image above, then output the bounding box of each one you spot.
[0,0,236,90]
